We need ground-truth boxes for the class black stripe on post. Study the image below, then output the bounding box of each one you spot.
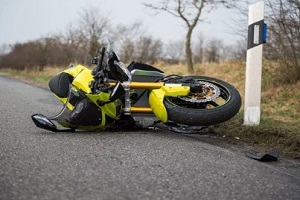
[247,20,264,50]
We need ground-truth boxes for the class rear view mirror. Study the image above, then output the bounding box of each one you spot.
[31,114,58,132]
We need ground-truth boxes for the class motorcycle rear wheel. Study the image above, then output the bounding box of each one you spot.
[164,76,241,126]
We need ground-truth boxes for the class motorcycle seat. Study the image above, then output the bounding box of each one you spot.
[49,72,73,98]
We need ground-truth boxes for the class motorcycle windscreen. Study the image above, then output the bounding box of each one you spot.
[50,85,102,128]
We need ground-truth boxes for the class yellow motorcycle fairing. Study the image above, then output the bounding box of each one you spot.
[54,65,93,105]
[149,85,190,122]
[69,66,93,94]
[85,93,122,126]
[50,65,122,130]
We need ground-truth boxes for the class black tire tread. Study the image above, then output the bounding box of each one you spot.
[164,76,241,126]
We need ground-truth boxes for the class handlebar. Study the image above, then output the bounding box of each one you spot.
[90,41,132,93]
[92,47,106,76]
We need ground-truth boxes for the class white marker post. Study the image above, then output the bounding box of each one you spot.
[244,1,267,125]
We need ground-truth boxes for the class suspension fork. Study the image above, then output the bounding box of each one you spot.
[113,81,164,115]
[110,81,190,119]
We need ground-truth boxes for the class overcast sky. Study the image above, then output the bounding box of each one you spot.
[0,0,259,46]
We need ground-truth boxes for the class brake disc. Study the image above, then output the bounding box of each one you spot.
[179,81,221,103]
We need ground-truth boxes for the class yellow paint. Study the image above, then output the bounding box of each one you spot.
[149,86,190,122]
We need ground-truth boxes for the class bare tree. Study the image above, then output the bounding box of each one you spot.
[205,39,223,63]
[165,40,185,64]
[0,44,10,66]
[115,21,162,64]
[135,36,163,64]
[78,7,110,58]
[193,34,205,64]
[0,44,10,55]
[0,41,46,70]
[0,7,112,69]
[232,0,300,83]
[60,24,89,64]
[265,0,300,83]
[145,0,237,73]
[225,39,247,61]
[0,35,86,70]
[116,22,145,63]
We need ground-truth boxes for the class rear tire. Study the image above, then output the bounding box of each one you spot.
[164,76,241,126]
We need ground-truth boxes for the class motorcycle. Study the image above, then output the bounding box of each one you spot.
[32,41,241,133]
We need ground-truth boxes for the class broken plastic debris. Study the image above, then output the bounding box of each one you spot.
[245,149,279,162]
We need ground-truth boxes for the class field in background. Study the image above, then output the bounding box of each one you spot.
[1,61,299,158]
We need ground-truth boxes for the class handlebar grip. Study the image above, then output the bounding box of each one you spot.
[97,47,106,69]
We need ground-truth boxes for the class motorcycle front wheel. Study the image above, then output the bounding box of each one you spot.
[164,76,241,126]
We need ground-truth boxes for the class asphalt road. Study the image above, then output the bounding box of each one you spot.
[0,76,299,200]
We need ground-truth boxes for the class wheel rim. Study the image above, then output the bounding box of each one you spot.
[166,79,231,109]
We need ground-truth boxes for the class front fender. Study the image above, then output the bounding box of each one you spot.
[149,85,190,122]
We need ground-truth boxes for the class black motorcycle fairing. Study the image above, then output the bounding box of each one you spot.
[53,86,102,127]
[32,114,59,132]
[68,98,102,126]
[107,55,131,81]
[105,41,120,81]
[32,86,103,131]
[107,58,120,80]
[49,72,74,98]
